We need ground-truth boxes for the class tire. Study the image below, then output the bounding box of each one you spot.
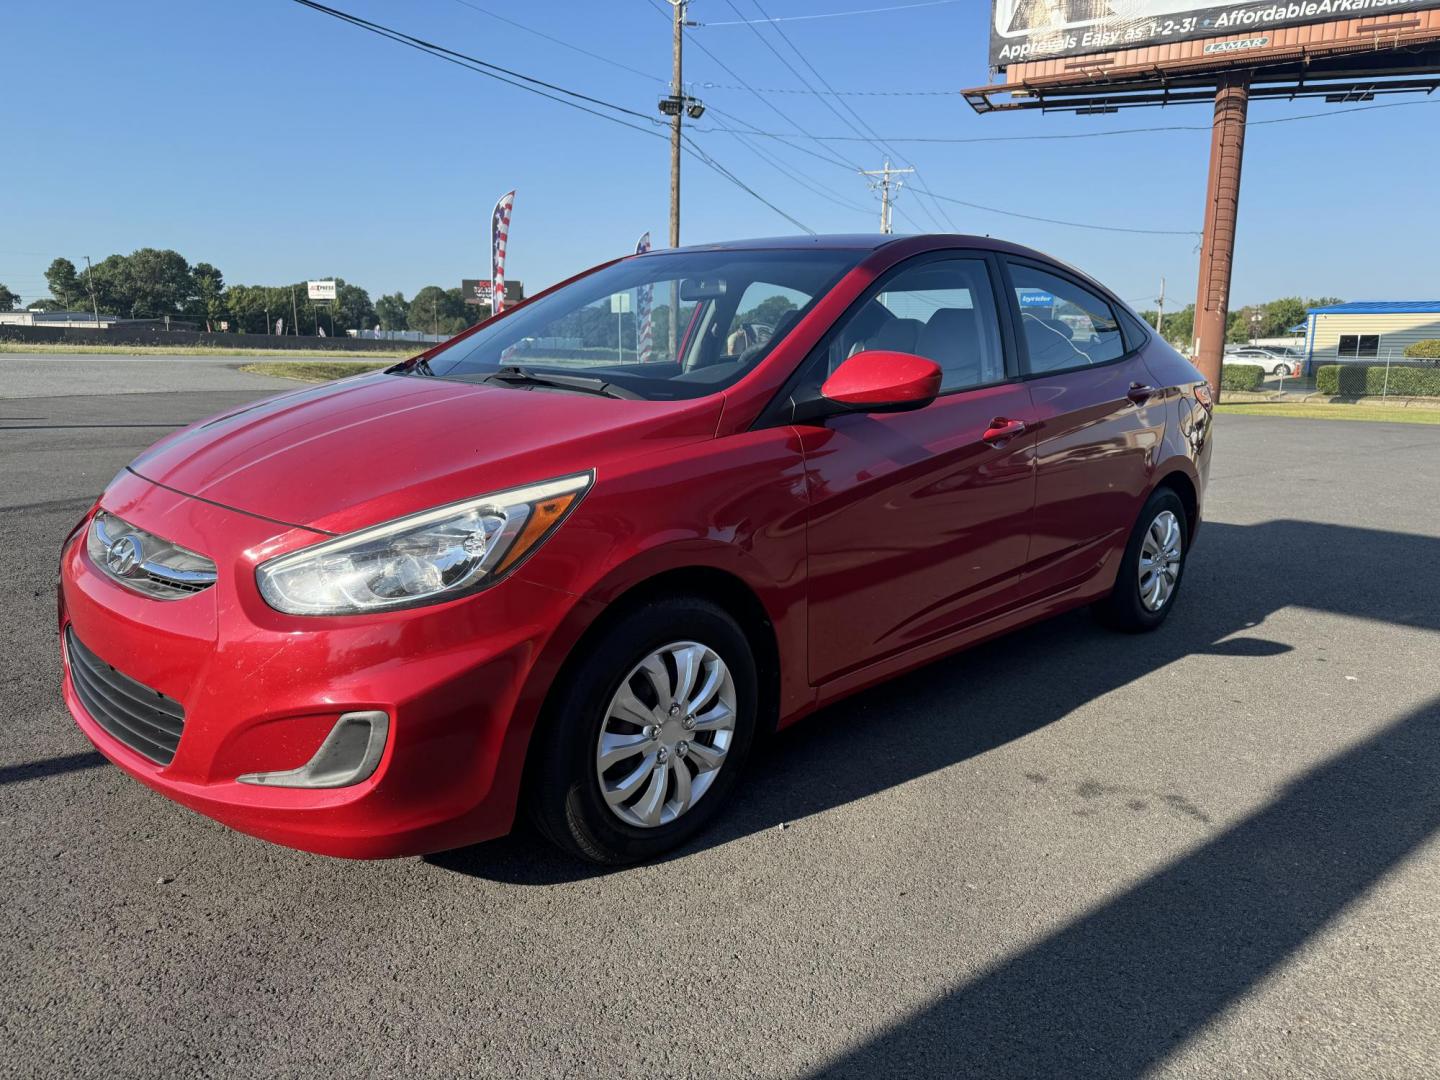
[1270,364,1287,376]
[1093,487,1189,633]
[528,596,758,864]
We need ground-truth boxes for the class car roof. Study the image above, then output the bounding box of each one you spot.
[658,233,1054,257]
[637,233,1135,314]
[658,234,902,254]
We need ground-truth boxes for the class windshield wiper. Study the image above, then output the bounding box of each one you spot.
[481,365,640,400]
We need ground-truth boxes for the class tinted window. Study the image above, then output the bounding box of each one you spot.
[1009,264,1124,373]
[825,258,1005,392]
[406,249,857,401]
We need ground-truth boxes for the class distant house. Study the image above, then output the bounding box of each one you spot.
[1303,302,1440,367]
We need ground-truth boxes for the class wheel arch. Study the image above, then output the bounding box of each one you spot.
[1153,466,1200,540]
[513,560,792,819]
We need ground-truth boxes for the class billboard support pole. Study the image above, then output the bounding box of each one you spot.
[1193,74,1249,403]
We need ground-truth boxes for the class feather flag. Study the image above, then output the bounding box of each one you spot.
[491,190,515,315]
[635,231,652,363]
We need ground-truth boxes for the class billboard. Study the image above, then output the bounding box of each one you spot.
[991,0,1440,67]
[462,279,523,305]
[306,279,336,301]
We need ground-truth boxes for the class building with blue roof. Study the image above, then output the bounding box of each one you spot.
[1303,302,1440,369]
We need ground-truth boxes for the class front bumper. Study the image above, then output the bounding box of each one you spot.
[58,471,580,858]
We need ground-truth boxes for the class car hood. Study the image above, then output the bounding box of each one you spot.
[128,373,723,535]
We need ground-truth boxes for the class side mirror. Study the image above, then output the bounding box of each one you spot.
[812,350,942,418]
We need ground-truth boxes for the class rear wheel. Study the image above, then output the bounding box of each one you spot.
[1093,487,1188,632]
[529,597,758,864]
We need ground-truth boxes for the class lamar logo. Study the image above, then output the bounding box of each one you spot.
[1204,36,1270,53]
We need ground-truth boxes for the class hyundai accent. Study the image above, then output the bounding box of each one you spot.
[58,234,1213,864]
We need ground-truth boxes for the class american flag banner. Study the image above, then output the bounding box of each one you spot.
[634,231,652,363]
[491,190,515,316]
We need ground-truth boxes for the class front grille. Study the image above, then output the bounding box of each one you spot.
[65,628,185,765]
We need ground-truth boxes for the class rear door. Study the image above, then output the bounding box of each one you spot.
[1003,258,1166,602]
[792,253,1038,685]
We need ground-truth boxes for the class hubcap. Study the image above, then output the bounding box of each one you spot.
[596,641,737,829]
[1138,509,1183,612]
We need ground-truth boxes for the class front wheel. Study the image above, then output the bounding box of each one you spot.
[528,597,758,864]
[1093,488,1189,632]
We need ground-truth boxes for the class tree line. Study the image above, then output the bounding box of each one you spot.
[1135,295,1344,351]
[1,249,498,337]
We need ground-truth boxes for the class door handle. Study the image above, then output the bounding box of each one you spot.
[1127,382,1156,405]
[982,417,1027,446]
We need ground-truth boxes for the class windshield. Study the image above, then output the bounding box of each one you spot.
[402,249,859,401]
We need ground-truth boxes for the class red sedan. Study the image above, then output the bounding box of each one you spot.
[58,234,1213,864]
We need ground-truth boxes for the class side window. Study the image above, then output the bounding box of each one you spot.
[826,258,1005,392]
[1009,264,1124,374]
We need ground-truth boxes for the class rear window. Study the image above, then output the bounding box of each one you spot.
[1009,264,1125,374]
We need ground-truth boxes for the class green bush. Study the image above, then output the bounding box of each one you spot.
[1404,338,1440,359]
[1315,364,1440,397]
[1220,364,1265,391]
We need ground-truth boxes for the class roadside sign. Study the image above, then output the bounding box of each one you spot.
[307,280,336,302]
[462,279,492,305]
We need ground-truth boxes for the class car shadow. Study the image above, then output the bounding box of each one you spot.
[803,690,1440,1078]
[429,518,1438,891]
[0,751,106,786]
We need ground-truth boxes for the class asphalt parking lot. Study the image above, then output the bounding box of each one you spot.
[3,359,1438,1079]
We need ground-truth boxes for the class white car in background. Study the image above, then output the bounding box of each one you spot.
[1226,346,1302,377]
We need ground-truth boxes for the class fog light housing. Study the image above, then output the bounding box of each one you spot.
[237,711,389,789]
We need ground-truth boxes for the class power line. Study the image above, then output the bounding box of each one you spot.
[681,134,816,233]
[699,0,963,26]
[443,0,659,82]
[718,126,874,214]
[648,0,867,176]
[701,81,960,96]
[294,0,813,232]
[907,183,1200,237]
[715,0,872,170]
[730,0,955,229]
[292,0,662,131]
[699,94,1440,144]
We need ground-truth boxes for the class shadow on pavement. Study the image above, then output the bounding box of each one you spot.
[430,516,1440,1071]
[0,751,106,786]
[803,693,1440,1078]
[431,516,1439,874]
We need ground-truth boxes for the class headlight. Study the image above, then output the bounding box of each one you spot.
[256,473,592,615]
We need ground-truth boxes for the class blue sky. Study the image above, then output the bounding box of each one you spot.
[2,0,1436,310]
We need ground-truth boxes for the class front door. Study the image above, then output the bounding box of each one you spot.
[796,254,1038,685]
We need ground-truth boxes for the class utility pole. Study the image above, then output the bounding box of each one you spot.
[83,255,100,327]
[1154,276,1166,336]
[658,0,703,360]
[859,160,914,234]
[291,287,300,336]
